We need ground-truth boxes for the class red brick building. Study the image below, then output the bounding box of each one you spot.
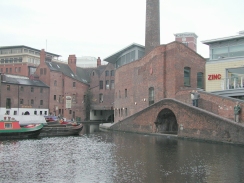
[106,42,205,122]
[89,57,115,122]
[36,49,90,121]
[0,74,49,116]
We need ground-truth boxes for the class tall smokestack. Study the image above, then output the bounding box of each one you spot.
[145,0,160,54]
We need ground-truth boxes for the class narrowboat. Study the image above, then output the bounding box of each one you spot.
[0,117,44,140]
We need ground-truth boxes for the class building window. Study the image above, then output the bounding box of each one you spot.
[20,86,24,91]
[92,71,95,76]
[94,110,96,116]
[73,82,76,87]
[111,80,115,89]
[125,89,127,98]
[125,108,128,116]
[72,94,76,103]
[6,98,11,109]
[54,80,57,86]
[106,80,109,89]
[40,100,43,105]
[149,87,154,105]
[40,88,43,93]
[100,111,103,116]
[54,95,56,100]
[7,85,10,91]
[19,67,21,72]
[34,110,37,115]
[111,70,115,76]
[31,87,34,92]
[6,68,8,73]
[40,68,43,75]
[105,70,109,76]
[40,111,43,115]
[10,68,12,73]
[45,111,47,115]
[14,111,17,115]
[99,93,103,103]
[4,123,12,129]
[184,67,191,86]
[197,72,204,89]
[20,99,24,104]
[99,81,103,89]
[31,99,34,105]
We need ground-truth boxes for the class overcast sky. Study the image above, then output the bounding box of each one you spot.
[0,0,243,61]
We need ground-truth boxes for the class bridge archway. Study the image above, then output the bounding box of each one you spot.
[155,108,178,134]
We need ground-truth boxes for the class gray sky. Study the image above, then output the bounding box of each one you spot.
[0,0,243,61]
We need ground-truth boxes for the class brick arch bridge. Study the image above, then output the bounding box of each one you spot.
[110,99,244,145]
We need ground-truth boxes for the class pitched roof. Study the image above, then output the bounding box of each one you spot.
[2,75,49,87]
[45,61,90,85]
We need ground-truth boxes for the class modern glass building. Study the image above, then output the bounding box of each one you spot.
[202,31,244,100]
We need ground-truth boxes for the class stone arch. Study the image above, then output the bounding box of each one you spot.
[155,108,178,134]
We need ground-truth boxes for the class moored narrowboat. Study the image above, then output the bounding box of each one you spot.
[0,117,44,140]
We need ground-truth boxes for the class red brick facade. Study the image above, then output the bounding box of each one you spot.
[36,50,89,121]
[89,62,115,121]
[114,42,206,122]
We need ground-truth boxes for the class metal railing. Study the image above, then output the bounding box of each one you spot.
[220,77,244,90]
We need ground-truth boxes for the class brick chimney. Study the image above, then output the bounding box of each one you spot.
[40,49,46,64]
[97,57,101,67]
[68,55,77,74]
[145,0,160,54]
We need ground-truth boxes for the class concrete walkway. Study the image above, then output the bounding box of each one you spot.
[99,123,114,130]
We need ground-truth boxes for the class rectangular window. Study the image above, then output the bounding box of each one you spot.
[31,99,34,105]
[54,80,57,86]
[40,68,43,75]
[14,111,17,115]
[54,95,56,100]
[15,67,18,73]
[105,70,109,76]
[99,94,103,103]
[69,110,72,114]
[7,85,10,91]
[125,89,127,98]
[20,86,24,91]
[106,80,109,89]
[6,68,8,73]
[111,80,114,89]
[111,70,115,76]
[6,98,11,109]
[40,88,43,93]
[184,67,191,86]
[40,111,43,115]
[20,99,24,104]
[4,123,12,129]
[40,100,43,105]
[34,110,37,115]
[31,87,34,92]
[73,82,76,87]
[212,47,228,60]
[45,111,47,115]
[94,110,96,116]
[72,94,76,103]
[99,81,103,89]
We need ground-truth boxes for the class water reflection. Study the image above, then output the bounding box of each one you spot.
[1,132,244,183]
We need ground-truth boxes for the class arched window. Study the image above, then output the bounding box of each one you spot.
[197,72,204,89]
[184,67,191,86]
[149,87,154,105]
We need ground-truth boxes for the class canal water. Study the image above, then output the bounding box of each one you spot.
[1,131,244,183]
